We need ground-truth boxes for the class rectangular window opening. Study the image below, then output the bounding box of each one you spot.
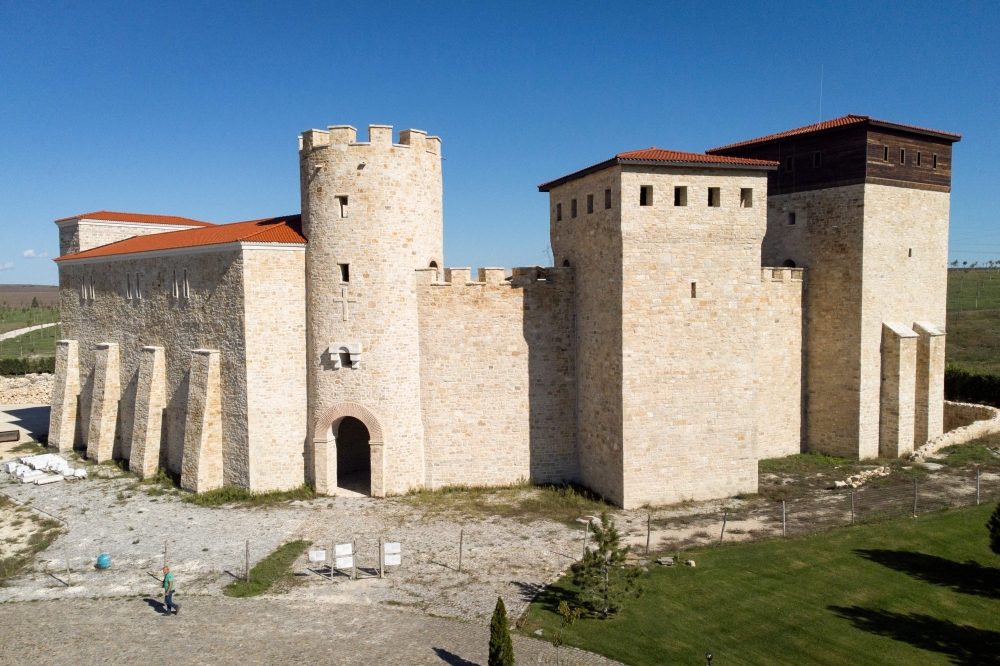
[900,148,906,164]
[785,156,793,172]
[586,194,594,214]
[916,152,922,167]
[740,188,753,208]
[883,146,889,161]
[337,196,349,218]
[813,152,821,167]
[135,272,142,301]
[639,186,652,207]
[933,154,938,169]
[126,273,132,300]
[172,270,178,298]
[788,212,797,226]
[707,187,721,208]
[604,188,611,209]
[339,263,350,283]
[88,277,94,301]
[908,248,913,258]
[571,198,578,218]
[691,282,697,298]
[183,269,190,299]
[556,203,562,222]
[673,186,687,207]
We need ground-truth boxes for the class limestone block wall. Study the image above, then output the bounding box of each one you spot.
[86,342,121,462]
[242,247,308,491]
[49,340,80,453]
[301,124,443,495]
[58,221,203,257]
[416,266,577,488]
[617,167,768,507]
[129,346,166,479]
[548,165,624,503]
[756,268,805,460]
[57,247,252,485]
[912,401,1000,461]
[181,349,224,492]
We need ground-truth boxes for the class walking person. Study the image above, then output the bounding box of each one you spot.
[162,565,180,615]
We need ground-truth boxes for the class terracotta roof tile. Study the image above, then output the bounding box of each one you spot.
[55,215,305,262]
[707,114,962,153]
[54,210,214,227]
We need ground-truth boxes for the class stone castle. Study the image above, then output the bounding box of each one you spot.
[47,114,961,508]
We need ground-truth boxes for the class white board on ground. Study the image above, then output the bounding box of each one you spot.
[335,556,354,569]
[384,542,400,555]
[335,543,352,557]
[308,550,327,563]
[385,554,401,566]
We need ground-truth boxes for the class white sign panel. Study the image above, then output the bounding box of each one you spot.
[384,554,401,566]
[384,542,401,555]
[335,556,354,569]
[335,543,353,557]
[308,549,327,563]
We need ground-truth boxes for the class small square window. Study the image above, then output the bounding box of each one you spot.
[788,212,797,226]
[571,198,578,218]
[883,146,889,161]
[586,194,594,214]
[900,148,906,164]
[707,187,721,208]
[673,186,687,207]
[740,188,753,208]
[604,188,611,209]
[337,196,349,218]
[813,152,821,167]
[338,263,350,282]
[639,186,653,207]
[556,203,562,221]
[785,157,793,172]
[932,154,938,169]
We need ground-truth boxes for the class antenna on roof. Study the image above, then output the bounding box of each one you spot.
[818,65,824,123]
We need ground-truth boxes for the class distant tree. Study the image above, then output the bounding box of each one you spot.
[988,503,1000,555]
[950,260,959,268]
[570,513,642,616]
[30,297,39,308]
[488,596,515,666]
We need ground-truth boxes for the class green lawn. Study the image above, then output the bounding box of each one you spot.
[947,269,1000,375]
[0,305,60,336]
[948,267,1000,312]
[0,322,61,360]
[519,503,1000,666]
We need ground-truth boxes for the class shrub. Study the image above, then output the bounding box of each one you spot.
[946,364,1000,408]
[0,357,55,376]
[988,502,1000,555]
[488,596,515,666]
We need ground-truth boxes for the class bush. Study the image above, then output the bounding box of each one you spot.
[988,502,1000,555]
[945,364,1000,407]
[488,596,515,666]
[0,357,55,376]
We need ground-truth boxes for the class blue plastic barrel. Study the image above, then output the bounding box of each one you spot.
[96,553,111,569]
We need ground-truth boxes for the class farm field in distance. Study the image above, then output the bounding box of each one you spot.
[947,267,1000,375]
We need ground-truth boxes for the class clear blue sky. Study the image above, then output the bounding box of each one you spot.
[1,1,997,285]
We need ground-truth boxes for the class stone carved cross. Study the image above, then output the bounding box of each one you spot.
[333,286,358,321]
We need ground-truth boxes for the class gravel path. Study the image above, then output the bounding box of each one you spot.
[0,596,623,665]
[0,322,57,342]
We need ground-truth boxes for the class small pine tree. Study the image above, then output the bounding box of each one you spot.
[30,297,39,309]
[571,512,642,616]
[988,502,1000,555]
[488,596,515,666]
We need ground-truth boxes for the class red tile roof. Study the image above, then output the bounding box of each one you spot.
[707,114,962,153]
[54,210,214,227]
[538,148,777,191]
[55,215,305,262]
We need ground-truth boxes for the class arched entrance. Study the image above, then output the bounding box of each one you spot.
[335,417,371,494]
[312,401,386,497]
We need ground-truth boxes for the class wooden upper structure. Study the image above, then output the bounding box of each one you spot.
[707,114,961,194]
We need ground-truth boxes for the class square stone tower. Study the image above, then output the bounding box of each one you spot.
[709,115,961,459]
[541,149,777,507]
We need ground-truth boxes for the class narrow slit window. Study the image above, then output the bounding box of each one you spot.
[88,277,95,300]
[337,196,349,218]
[673,186,687,207]
[690,282,697,298]
[900,148,906,164]
[172,270,178,298]
[933,154,938,169]
[604,188,611,209]
[81,279,87,300]
[785,157,793,172]
[740,188,753,208]
[571,198,577,218]
[908,248,913,258]
[556,203,562,221]
[586,194,594,214]
[707,187,721,208]
[639,186,652,206]
[135,272,142,300]
[183,269,190,298]
[338,263,350,282]
[813,152,821,167]
[916,152,922,167]
[788,212,797,226]
[883,146,889,161]
[126,273,132,300]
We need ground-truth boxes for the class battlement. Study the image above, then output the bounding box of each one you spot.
[761,267,806,283]
[299,124,441,155]
[416,266,573,288]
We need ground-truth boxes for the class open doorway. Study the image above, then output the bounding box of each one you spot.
[336,416,371,495]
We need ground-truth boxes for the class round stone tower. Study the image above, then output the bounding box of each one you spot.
[299,124,443,496]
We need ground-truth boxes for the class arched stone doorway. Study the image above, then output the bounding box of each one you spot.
[334,417,370,494]
[312,402,386,497]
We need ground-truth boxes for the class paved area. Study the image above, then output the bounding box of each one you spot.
[0,403,49,457]
[0,597,623,665]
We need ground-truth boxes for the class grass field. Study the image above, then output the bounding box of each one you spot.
[0,305,60,336]
[0,322,61,360]
[947,268,1000,375]
[519,503,1000,666]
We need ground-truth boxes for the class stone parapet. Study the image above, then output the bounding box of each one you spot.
[911,401,1000,461]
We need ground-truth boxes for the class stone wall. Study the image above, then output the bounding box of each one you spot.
[756,268,805,460]
[56,245,308,491]
[0,373,53,405]
[416,266,577,488]
[59,221,202,257]
[911,401,1000,461]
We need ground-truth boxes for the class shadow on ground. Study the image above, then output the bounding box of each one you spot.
[830,606,1000,666]
[431,647,479,665]
[855,549,1000,600]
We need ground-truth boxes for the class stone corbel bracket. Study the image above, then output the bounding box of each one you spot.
[329,342,362,369]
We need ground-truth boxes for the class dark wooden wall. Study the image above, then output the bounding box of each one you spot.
[866,129,953,191]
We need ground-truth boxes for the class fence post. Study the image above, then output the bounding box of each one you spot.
[379,536,384,579]
[164,540,168,569]
[851,490,855,525]
[913,479,918,517]
[782,500,786,537]
[245,540,250,581]
[646,514,651,556]
[458,529,463,573]
[719,509,728,546]
[352,538,358,580]
[65,542,71,586]
[977,467,981,506]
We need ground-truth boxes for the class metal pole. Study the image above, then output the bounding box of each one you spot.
[782,500,786,537]
[458,529,463,573]
[851,490,855,525]
[977,467,981,506]
[352,538,357,580]
[646,514,651,556]
[913,479,918,517]
[379,537,384,579]
[64,542,71,586]
[719,510,727,546]
[164,540,168,569]
[245,540,250,581]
